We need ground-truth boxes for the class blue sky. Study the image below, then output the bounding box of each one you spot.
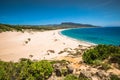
[0,0,120,26]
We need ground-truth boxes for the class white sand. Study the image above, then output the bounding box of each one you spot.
[0,29,92,62]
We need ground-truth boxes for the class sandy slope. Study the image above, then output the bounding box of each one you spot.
[0,29,91,62]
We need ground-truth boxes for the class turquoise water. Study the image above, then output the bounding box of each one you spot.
[61,27,120,46]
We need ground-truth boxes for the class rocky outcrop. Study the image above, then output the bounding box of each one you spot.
[79,69,111,80]
[53,62,75,77]
[79,70,92,80]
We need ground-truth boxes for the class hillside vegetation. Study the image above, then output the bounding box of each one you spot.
[83,45,120,70]
[0,22,98,32]
[0,59,53,80]
[0,24,59,32]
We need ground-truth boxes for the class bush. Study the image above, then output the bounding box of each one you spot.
[0,23,62,32]
[82,45,120,69]
[62,68,68,76]
[64,74,78,80]
[110,54,120,64]
[0,59,53,80]
[64,74,90,80]
[31,60,53,79]
[0,66,6,79]
[100,63,111,70]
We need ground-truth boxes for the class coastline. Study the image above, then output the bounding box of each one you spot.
[0,29,93,62]
[61,27,120,46]
[59,29,97,46]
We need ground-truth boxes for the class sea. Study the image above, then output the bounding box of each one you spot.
[61,27,120,46]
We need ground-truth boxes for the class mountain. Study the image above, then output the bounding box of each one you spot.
[41,22,99,28]
[59,22,99,28]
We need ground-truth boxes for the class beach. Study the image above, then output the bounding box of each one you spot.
[0,29,92,62]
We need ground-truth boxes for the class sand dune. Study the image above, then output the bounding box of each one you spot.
[0,29,91,62]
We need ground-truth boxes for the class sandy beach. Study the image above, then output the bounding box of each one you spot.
[0,29,92,62]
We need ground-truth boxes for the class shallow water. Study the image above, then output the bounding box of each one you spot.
[61,27,120,46]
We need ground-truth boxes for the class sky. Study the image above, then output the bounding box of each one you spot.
[0,0,120,26]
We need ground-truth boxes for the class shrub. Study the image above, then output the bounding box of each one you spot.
[0,66,6,79]
[100,63,111,70]
[82,45,120,69]
[61,68,68,76]
[109,54,120,65]
[0,59,53,80]
[25,41,28,44]
[28,38,31,41]
[64,74,78,80]
[31,60,53,79]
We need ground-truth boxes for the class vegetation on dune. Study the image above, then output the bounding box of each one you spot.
[0,22,98,32]
[83,45,120,70]
[0,25,51,32]
[64,74,78,80]
[64,74,90,80]
[0,24,60,32]
[0,24,14,32]
[0,59,53,80]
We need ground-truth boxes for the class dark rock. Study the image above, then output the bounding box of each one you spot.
[55,69,62,77]
[66,64,74,74]
[53,63,62,77]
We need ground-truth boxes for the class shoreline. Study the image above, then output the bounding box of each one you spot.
[59,29,97,46]
[0,29,93,62]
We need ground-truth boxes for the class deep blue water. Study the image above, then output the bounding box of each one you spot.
[61,27,120,46]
